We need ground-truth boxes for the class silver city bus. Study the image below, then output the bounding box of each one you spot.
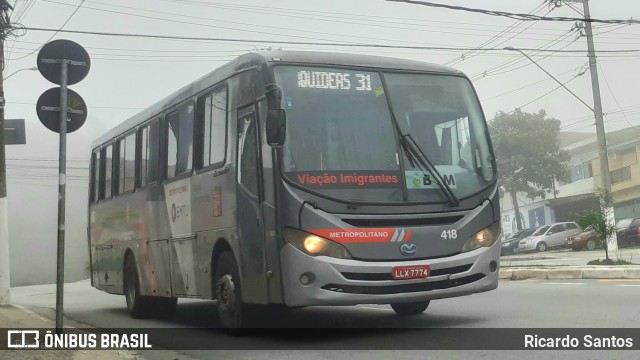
[88,51,500,329]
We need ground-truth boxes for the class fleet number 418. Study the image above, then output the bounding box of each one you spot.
[441,229,457,239]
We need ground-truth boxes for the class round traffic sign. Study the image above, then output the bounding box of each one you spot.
[36,87,87,133]
[37,39,90,85]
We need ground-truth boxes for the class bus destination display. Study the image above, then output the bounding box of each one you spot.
[297,70,372,91]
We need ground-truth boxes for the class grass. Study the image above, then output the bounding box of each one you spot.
[587,258,636,265]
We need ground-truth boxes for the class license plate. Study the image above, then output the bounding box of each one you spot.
[392,265,430,280]
[567,240,573,245]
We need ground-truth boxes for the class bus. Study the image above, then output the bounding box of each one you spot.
[88,51,500,329]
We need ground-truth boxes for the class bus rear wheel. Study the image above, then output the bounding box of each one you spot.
[124,255,151,319]
[390,301,430,316]
[214,251,248,331]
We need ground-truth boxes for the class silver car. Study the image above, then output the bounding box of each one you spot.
[518,222,582,252]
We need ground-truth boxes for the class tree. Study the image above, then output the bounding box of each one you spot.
[575,187,615,261]
[489,109,570,230]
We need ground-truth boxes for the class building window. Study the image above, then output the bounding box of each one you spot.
[570,161,594,183]
[201,88,228,168]
[611,166,631,184]
[166,103,194,178]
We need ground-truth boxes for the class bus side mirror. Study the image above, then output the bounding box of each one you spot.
[266,109,286,147]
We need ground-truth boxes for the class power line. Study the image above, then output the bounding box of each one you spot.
[384,0,640,25]
[445,2,547,66]
[11,0,85,61]
[17,27,640,54]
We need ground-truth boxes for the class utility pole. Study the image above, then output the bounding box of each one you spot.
[577,0,617,251]
[0,0,12,305]
[581,0,611,192]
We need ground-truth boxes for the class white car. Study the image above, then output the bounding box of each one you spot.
[518,222,582,252]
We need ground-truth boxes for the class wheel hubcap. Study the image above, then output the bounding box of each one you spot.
[216,274,236,322]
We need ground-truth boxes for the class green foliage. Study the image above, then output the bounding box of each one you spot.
[573,187,616,260]
[489,109,570,199]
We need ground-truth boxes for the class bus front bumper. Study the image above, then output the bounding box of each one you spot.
[280,239,500,307]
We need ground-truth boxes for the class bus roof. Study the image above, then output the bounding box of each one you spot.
[91,51,463,148]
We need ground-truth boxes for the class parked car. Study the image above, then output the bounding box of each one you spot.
[566,225,601,251]
[501,227,538,255]
[518,222,582,252]
[615,218,640,247]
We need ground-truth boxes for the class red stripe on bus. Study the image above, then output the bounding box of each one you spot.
[309,228,398,243]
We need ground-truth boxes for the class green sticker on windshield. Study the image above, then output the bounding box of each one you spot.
[405,170,457,189]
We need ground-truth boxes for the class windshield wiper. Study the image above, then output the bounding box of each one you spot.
[401,134,460,207]
[379,73,459,207]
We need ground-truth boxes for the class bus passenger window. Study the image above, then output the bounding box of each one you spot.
[117,133,136,193]
[166,103,194,178]
[92,149,100,202]
[202,89,227,167]
[140,120,160,186]
[104,145,113,198]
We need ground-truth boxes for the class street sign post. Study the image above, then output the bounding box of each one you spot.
[37,39,89,334]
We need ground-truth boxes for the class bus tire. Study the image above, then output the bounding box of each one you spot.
[123,255,151,319]
[214,251,248,331]
[390,301,430,316]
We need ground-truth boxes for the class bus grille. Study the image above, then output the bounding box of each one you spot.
[321,273,485,295]
[341,216,462,227]
[340,264,472,281]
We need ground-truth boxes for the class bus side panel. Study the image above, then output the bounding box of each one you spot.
[191,164,239,299]
[90,185,173,298]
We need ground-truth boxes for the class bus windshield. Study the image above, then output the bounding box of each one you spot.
[274,66,495,203]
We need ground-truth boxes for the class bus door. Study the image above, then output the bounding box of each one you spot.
[235,106,269,304]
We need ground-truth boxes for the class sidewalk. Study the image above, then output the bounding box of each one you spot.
[499,265,640,280]
[0,304,134,360]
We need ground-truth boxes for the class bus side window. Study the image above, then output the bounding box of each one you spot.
[140,120,160,186]
[92,149,101,202]
[117,133,136,194]
[200,88,228,168]
[103,144,113,199]
[166,103,194,178]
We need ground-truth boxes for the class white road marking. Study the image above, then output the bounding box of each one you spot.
[542,282,586,286]
[616,284,640,287]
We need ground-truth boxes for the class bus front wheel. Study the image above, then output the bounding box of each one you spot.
[214,251,248,331]
[390,301,430,316]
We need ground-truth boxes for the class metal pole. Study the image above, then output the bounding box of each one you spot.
[55,59,68,332]
[581,0,617,251]
[0,24,9,306]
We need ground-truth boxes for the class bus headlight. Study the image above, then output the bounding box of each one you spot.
[284,228,352,259]
[462,222,501,252]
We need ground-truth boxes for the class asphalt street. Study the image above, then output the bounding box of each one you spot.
[9,279,640,360]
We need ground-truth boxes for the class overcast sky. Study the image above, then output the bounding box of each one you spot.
[6,0,640,166]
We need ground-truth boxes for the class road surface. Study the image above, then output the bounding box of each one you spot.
[9,279,640,359]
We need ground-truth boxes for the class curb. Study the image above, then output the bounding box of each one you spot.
[499,266,640,280]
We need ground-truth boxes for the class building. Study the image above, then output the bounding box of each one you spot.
[499,125,640,234]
